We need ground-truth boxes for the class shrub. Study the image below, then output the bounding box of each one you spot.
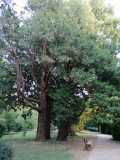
[3,111,16,132]
[0,122,7,138]
[25,117,35,129]
[87,127,99,132]
[2,110,36,133]
[84,120,98,129]
[22,123,28,136]
[101,123,112,134]
[14,116,24,132]
[0,139,14,160]
[112,119,120,141]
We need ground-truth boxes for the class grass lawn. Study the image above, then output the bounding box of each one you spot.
[2,130,92,160]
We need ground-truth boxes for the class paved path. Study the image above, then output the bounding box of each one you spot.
[88,134,120,160]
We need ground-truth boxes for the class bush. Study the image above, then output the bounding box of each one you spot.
[25,117,35,129]
[0,139,14,160]
[101,123,112,134]
[112,119,120,141]
[84,120,98,129]
[87,127,99,132]
[14,116,24,132]
[3,111,16,132]
[0,121,7,138]
[111,108,120,141]
[22,123,28,136]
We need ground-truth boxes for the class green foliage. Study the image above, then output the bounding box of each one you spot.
[50,82,84,127]
[3,110,17,132]
[0,139,14,160]
[0,0,120,141]
[87,127,99,132]
[14,116,25,132]
[101,123,112,134]
[2,110,36,133]
[22,123,28,137]
[111,107,120,140]
[112,123,120,141]
[0,121,7,138]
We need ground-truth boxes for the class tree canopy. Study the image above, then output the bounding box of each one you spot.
[0,0,120,141]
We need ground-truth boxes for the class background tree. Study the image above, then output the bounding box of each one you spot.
[75,107,93,131]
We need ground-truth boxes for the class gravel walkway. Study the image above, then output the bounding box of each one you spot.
[70,133,120,160]
[70,135,97,160]
[88,134,120,160]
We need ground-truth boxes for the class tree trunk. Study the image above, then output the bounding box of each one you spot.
[57,120,69,141]
[69,124,76,136]
[36,110,46,141]
[36,79,47,141]
[36,41,47,142]
[45,96,51,139]
[99,125,101,133]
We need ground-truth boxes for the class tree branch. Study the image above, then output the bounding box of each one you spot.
[19,98,40,112]
[76,106,86,117]
[24,97,39,104]
[31,55,42,90]
[12,49,21,97]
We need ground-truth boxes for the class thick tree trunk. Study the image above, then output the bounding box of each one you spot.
[45,96,51,139]
[36,73,47,141]
[36,41,48,142]
[36,110,46,141]
[57,120,69,141]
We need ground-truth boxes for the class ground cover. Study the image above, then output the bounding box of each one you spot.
[2,130,94,160]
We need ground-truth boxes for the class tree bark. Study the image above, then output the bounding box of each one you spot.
[45,96,52,139]
[36,110,46,141]
[69,124,76,136]
[36,41,48,142]
[57,120,69,141]
[99,124,101,133]
[35,80,47,141]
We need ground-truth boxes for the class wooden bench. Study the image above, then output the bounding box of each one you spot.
[84,136,92,150]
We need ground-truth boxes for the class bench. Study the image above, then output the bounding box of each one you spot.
[84,136,92,150]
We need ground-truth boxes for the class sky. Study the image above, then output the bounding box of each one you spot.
[13,0,120,17]
[105,0,120,18]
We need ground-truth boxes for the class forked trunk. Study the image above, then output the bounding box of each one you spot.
[57,120,69,141]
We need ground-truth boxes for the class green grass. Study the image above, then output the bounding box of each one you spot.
[3,130,72,160]
[2,130,92,160]
[14,146,70,160]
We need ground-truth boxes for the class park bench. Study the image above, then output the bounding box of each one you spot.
[84,136,92,150]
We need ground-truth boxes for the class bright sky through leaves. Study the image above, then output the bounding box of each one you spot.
[105,0,120,18]
[13,0,120,18]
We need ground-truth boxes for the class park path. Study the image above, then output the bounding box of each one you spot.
[69,134,97,160]
[88,134,120,160]
[70,133,120,160]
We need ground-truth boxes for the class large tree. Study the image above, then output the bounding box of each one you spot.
[50,0,120,141]
[0,0,120,142]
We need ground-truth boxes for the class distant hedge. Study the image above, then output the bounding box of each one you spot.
[87,127,99,132]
